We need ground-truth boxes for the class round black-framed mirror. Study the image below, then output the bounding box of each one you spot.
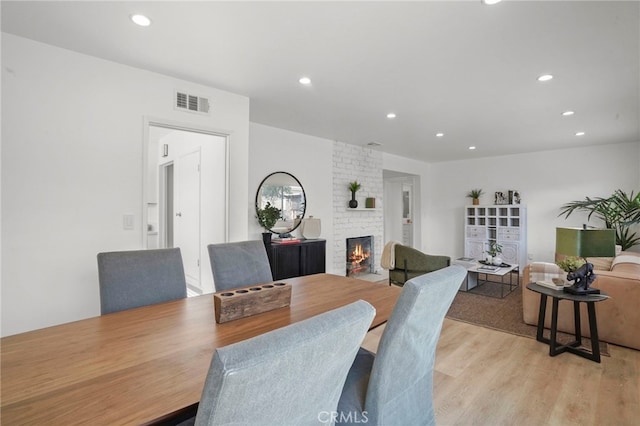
[255,171,306,235]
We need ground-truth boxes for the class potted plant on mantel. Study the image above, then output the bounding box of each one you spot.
[466,189,484,205]
[348,181,362,208]
[256,202,281,244]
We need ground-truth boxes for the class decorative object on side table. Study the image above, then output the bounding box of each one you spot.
[466,188,483,205]
[348,180,362,208]
[555,226,616,295]
[256,201,281,244]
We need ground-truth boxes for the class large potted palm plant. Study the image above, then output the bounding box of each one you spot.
[559,189,640,251]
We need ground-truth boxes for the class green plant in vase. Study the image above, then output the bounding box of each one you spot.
[466,189,484,205]
[348,181,362,208]
[485,242,503,265]
[556,256,586,273]
[554,256,587,286]
[256,202,281,243]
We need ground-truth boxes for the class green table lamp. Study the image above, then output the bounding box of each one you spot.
[556,226,616,295]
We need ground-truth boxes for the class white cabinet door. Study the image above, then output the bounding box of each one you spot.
[465,240,485,260]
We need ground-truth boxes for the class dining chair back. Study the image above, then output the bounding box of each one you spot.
[192,300,376,426]
[207,240,273,291]
[97,248,187,315]
[337,265,467,426]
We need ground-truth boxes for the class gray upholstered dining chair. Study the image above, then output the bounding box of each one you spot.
[207,240,273,291]
[184,300,376,426]
[97,248,187,315]
[336,265,467,426]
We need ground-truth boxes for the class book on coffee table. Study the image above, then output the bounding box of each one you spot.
[536,280,567,290]
[477,265,500,272]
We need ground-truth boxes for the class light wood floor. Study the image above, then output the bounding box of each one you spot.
[362,319,640,426]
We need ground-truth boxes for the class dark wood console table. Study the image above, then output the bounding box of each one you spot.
[266,239,326,280]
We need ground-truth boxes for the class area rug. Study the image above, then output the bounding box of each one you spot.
[446,283,610,356]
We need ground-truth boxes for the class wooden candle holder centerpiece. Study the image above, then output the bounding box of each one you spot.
[213,282,292,323]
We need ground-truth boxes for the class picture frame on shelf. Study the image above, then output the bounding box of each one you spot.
[494,191,507,205]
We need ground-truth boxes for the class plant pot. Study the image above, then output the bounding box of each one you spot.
[472,198,479,205]
[349,191,358,208]
[262,232,272,245]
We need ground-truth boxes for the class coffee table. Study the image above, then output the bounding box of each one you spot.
[464,262,519,298]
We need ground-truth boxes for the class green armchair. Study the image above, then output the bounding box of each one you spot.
[388,244,450,286]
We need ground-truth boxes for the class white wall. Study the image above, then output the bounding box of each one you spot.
[426,141,640,263]
[383,179,404,244]
[1,34,250,336]
[248,123,335,271]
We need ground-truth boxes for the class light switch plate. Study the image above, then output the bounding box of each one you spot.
[123,214,134,230]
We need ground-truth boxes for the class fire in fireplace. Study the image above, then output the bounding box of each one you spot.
[346,236,373,277]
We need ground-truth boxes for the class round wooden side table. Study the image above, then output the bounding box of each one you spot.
[526,282,608,363]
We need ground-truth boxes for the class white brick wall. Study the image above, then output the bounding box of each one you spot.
[333,141,384,275]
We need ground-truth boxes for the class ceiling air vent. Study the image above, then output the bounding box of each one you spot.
[175,91,210,114]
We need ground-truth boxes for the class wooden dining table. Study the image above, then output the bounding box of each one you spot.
[0,273,401,425]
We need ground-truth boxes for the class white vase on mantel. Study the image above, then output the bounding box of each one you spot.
[485,254,493,264]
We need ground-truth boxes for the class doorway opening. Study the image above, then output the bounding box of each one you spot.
[383,170,421,249]
[144,121,229,295]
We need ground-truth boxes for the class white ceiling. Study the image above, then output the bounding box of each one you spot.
[2,1,639,162]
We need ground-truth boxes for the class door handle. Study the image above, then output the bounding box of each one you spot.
[176,212,182,217]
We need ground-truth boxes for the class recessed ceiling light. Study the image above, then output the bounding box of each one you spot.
[299,77,311,85]
[131,14,151,27]
[469,146,476,150]
[537,74,553,82]
[386,113,396,119]
[562,111,575,116]
[575,131,585,136]
[436,133,444,137]
[482,0,502,5]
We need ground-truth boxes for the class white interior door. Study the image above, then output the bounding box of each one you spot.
[174,149,201,289]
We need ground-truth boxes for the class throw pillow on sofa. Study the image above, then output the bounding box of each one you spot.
[610,252,640,275]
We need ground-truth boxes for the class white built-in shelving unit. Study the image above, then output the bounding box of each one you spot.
[464,205,527,270]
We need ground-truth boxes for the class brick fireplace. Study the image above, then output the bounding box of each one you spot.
[332,141,383,276]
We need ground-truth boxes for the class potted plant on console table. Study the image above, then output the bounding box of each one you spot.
[256,202,281,245]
